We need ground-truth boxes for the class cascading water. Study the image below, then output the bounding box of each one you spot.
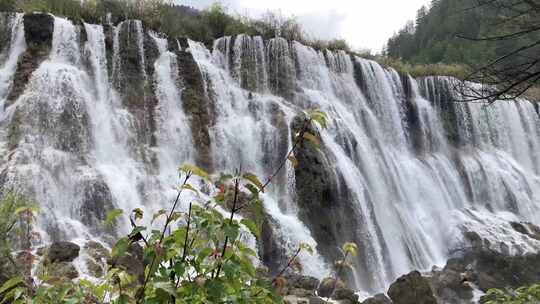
[0,13,26,112]
[2,13,540,295]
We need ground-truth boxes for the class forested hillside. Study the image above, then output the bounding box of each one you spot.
[385,0,540,101]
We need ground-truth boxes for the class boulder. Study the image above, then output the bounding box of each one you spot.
[387,271,437,304]
[361,294,392,304]
[309,297,329,304]
[317,277,345,298]
[287,274,321,291]
[48,261,79,280]
[84,241,110,261]
[332,288,359,303]
[428,259,474,304]
[47,242,80,263]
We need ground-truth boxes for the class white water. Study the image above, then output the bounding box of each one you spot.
[0,13,26,112]
[2,16,540,294]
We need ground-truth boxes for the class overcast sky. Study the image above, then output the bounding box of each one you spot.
[176,0,431,53]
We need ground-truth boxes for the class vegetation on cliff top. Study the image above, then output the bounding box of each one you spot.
[0,0,353,52]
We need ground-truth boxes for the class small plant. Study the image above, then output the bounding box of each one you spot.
[485,284,540,304]
[327,242,358,300]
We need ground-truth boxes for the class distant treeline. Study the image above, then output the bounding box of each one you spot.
[0,0,354,51]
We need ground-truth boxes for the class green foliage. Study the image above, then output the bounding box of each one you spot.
[485,284,540,304]
[376,56,471,79]
[103,208,123,227]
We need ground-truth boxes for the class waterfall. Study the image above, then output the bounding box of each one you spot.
[0,13,26,112]
[2,14,540,294]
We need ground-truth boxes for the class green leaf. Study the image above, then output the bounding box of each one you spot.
[104,209,123,227]
[128,226,146,238]
[244,183,259,197]
[152,209,167,224]
[14,206,39,215]
[169,211,183,222]
[154,281,178,297]
[309,110,328,129]
[342,242,358,257]
[223,222,240,240]
[179,164,209,180]
[111,237,130,258]
[302,132,320,147]
[181,183,199,194]
[299,243,314,255]
[241,218,260,238]
[0,277,24,294]
[243,173,264,192]
[132,208,144,220]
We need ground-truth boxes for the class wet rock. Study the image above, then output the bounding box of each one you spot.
[317,277,345,298]
[387,271,437,304]
[361,294,392,304]
[289,288,316,297]
[79,179,114,229]
[428,264,473,304]
[332,287,360,303]
[84,241,110,261]
[108,242,144,282]
[176,38,214,171]
[7,13,54,104]
[471,250,540,291]
[292,114,362,286]
[47,241,80,263]
[86,258,104,277]
[309,297,329,304]
[48,261,79,280]
[267,38,296,100]
[287,274,321,291]
[0,12,13,56]
[261,216,288,273]
[510,222,540,241]
[84,241,109,277]
[114,20,158,166]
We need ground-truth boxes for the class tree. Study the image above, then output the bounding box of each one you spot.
[456,0,540,102]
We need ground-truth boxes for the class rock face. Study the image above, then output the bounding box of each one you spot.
[113,20,158,166]
[7,13,54,104]
[292,115,365,287]
[511,222,540,241]
[79,179,114,229]
[175,38,214,171]
[387,271,437,304]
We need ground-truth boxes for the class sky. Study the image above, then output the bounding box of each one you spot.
[176,0,431,53]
